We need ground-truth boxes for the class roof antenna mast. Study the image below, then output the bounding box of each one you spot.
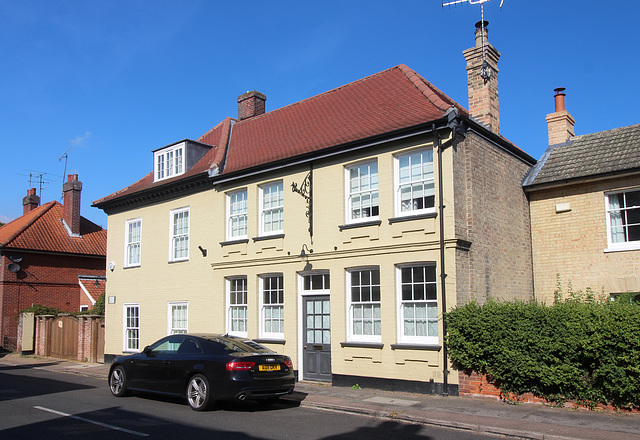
[442,0,505,81]
[59,146,72,200]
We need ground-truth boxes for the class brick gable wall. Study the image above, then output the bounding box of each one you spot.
[0,251,105,349]
[453,132,534,304]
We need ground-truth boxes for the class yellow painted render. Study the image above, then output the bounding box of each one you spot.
[529,176,640,303]
[104,133,460,385]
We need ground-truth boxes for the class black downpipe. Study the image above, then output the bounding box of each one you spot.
[434,123,449,396]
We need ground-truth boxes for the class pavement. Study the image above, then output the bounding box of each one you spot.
[1,352,640,440]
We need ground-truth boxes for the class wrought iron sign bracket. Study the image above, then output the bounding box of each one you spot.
[291,170,313,239]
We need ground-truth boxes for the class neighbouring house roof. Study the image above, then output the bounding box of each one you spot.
[79,275,106,304]
[0,201,106,256]
[524,123,640,189]
[94,64,532,210]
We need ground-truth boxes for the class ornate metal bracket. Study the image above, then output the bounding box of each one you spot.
[291,170,313,239]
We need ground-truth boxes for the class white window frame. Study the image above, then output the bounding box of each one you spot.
[227,277,248,337]
[227,189,248,240]
[259,274,284,339]
[260,181,284,236]
[346,267,381,343]
[124,218,142,268]
[396,263,438,345]
[345,161,379,224]
[168,301,188,335]
[123,303,140,352]
[154,142,185,182]
[170,207,189,262]
[605,188,640,252]
[394,148,435,217]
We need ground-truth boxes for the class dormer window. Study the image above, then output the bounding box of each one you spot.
[154,142,185,182]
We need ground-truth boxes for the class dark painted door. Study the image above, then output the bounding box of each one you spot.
[303,295,332,381]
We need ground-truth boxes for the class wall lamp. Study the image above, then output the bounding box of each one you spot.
[299,244,313,258]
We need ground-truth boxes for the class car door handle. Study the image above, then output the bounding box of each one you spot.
[162,361,171,365]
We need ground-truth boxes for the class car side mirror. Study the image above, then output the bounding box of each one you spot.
[143,345,152,356]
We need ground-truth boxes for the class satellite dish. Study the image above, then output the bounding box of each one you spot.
[9,254,22,263]
[8,263,20,273]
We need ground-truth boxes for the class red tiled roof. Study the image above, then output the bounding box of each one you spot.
[93,118,231,206]
[94,65,467,205]
[0,201,106,255]
[79,276,106,303]
[222,64,466,173]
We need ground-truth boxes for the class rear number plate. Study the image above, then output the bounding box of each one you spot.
[259,364,281,371]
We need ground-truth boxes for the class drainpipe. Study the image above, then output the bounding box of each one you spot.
[435,109,466,396]
[433,123,449,395]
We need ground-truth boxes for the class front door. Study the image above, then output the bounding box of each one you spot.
[303,295,332,381]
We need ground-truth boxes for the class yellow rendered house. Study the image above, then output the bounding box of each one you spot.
[94,23,536,394]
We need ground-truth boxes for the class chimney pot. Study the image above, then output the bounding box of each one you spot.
[22,188,40,214]
[546,87,575,145]
[237,91,266,121]
[553,87,566,112]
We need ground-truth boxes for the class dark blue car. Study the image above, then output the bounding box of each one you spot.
[108,333,295,410]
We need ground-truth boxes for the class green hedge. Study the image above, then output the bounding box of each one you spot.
[445,292,640,409]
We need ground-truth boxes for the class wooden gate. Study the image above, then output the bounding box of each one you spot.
[48,316,78,360]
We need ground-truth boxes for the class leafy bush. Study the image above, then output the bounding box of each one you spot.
[446,291,640,409]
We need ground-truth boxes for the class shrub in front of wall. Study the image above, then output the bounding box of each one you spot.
[445,295,640,409]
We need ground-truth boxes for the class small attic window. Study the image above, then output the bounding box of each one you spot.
[154,142,185,182]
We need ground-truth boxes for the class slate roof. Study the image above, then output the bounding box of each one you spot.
[524,123,640,188]
[0,201,107,255]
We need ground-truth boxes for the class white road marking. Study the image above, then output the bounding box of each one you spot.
[34,406,149,437]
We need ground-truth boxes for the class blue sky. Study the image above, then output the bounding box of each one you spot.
[1,0,638,227]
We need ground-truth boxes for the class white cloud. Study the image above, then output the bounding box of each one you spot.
[70,131,92,148]
[0,214,13,224]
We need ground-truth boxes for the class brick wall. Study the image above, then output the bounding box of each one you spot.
[1,251,105,350]
[453,132,535,305]
[529,176,640,302]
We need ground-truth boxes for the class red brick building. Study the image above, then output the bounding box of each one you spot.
[0,174,106,350]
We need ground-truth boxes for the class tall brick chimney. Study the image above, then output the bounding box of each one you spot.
[463,20,501,133]
[546,87,575,145]
[237,91,266,121]
[22,188,40,214]
[63,174,82,236]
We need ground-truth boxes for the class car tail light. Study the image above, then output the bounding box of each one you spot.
[226,361,255,371]
[284,359,293,368]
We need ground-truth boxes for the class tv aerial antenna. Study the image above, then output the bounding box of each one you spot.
[18,170,53,200]
[442,0,505,82]
[58,146,72,200]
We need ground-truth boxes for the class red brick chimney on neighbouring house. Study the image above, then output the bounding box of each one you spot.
[546,87,575,145]
[237,91,266,121]
[463,20,501,134]
[22,188,40,215]
[63,174,82,236]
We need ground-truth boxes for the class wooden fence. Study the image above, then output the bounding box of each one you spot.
[25,314,105,363]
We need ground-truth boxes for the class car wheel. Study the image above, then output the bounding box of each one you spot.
[186,374,212,411]
[109,366,128,397]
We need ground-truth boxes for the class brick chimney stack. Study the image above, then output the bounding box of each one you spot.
[63,174,82,236]
[237,91,266,121]
[463,20,501,133]
[546,87,575,145]
[22,188,40,214]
